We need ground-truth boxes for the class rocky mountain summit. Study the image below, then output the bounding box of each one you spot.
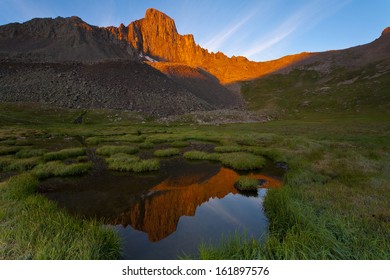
[0,8,313,84]
[0,8,389,117]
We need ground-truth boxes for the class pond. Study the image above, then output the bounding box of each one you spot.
[39,156,283,259]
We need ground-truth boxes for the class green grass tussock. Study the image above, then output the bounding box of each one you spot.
[199,233,264,260]
[184,150,266,170]
[154,148,180,157]
[3,173,39,200]
[183,150,218,161]
[235,176,259,191]
[170,141,189,148]
[96,145,139,156]
[105,154,160,172]
[105,153,139,171]
[218,152,266,170]
[32,161,92,179]
[6,157,41,172]
[86,135,144,145]
[15,148,46,158]
[0,156,14,171]
[214,145,245,153]
[43,148,86,161]
[0,146,21,156]
[131,159,160,172]
[139,141,154,149]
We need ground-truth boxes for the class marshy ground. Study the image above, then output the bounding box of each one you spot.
[0,103,389,259]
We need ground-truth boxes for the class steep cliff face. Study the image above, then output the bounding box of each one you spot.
[0,8,313,83]
[128,8,205,63]
[122,9,316,84]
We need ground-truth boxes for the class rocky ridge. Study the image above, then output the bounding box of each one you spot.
[0,8,389,117]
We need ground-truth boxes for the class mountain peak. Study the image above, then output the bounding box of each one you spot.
[145,8,169,18]
[381,27,390,37]
[144,8,174,23]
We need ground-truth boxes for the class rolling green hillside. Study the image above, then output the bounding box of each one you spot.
[242,59,390,117]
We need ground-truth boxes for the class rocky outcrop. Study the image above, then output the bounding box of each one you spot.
[381,27,390,36]
[0,9,318,84]
[0,16,137,61]
[127,8,206,64]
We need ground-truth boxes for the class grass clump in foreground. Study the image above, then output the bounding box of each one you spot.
[3,173,39,200]
[0,146,21,156]
[184,150,266,170]
[183,150,219,161]
[139,141,154,149]
[214,145,245,153]
[198,233,264,260]
[32,161,92,179]
[43,147,86,161]
[15,148,46,158]
[218,152,266,170]
[0,156,41,172]
[106,153,160,172]
[0,174,120,259]
[132,159,160,172]
[96,145,139,156]
[171,141,189,148]
[154,148,180,157]
[234,176,259,191]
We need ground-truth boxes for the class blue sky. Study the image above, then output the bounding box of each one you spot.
[1,0,389,61]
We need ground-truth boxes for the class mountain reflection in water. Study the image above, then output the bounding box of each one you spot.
[114,167,280,242]
[40,158,281,259]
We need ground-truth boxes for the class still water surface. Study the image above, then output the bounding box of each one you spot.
[40,157,282,259]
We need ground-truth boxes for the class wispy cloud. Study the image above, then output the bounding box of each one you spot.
[203,198,243,226]
[242,0,351,60]
[203,2,271,53]
[203,10,258,52]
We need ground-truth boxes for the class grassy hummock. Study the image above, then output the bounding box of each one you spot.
[171,141,189,148]
[154,148,180,157]
[3,173,39,200]
[131,159,160,172]
[139,141,154,149]
[96,145,139,156]
[15,148,46,158]
[105,153,139,171]
[32,161,92,179]
[0,156,41,172]
[218,152,266,170]
[214,145,245,153]
[234,176,259,191]
[184,150,266,170]
[105,153,160,172]
[43,147,86,161]
[183,150,218,161]
[0,146,21,156]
